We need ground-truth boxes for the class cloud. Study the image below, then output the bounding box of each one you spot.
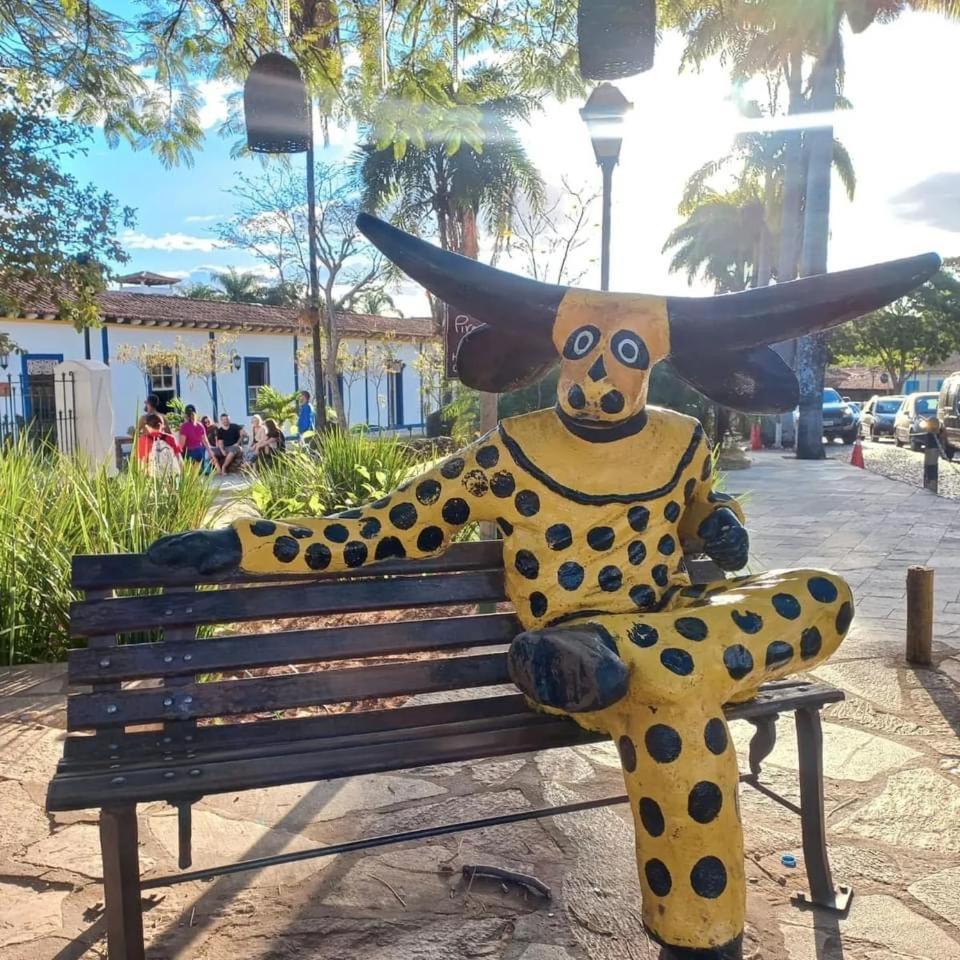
[184,214,220,224]
[197,78,237,130]
[890,172,960,232]
[122,230,218,252]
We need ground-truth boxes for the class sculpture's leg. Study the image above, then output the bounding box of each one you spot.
[612,706,745,959]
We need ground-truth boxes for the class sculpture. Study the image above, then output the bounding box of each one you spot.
[148,215,939,959]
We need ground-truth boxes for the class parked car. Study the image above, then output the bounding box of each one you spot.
[820,388,861,444]
[893,392,939,451]
[937,373,960,459]
[860,394,905,441]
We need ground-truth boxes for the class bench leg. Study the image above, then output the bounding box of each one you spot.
[100,804,145,960]
[793,707,852,913]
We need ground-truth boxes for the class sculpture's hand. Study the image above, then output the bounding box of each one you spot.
[147,528,243,575]
[697,506,749,571]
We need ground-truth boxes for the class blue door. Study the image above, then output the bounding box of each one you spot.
[21,353,63,423]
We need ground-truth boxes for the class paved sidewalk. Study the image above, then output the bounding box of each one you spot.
[2,452,959,959]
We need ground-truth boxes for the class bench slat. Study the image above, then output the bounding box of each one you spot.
[66,653,512,729]
[72,540,505,590]
[70,569,507,637]
[67,612,521,684]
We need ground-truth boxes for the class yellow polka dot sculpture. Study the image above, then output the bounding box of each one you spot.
[149,215,940,960]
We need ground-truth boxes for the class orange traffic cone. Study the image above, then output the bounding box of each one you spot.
[851,438,865,468]
[750,422,762,451]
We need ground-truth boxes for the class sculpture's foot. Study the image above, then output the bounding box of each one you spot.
[655,933,743,960]
[146,527,243,575]
[507,626,628,713]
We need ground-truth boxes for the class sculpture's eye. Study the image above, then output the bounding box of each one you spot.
[562,325,601,360]
[611,330,650,370]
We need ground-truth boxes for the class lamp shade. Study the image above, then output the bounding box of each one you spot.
[580,82,633,163]
[243,52,310,154]
[577,0,656,80]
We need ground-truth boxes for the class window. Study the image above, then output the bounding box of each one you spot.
[244,357,270,414]
[386,365,404,428]
[147,362,177,410]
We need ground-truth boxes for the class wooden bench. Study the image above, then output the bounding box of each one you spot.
[47,541,852,960]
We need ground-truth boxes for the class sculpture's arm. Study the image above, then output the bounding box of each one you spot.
[147,433,505,575]
[678,434,748,571]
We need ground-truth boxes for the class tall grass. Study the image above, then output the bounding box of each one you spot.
[0,438,219,664]
[246,429,422,519]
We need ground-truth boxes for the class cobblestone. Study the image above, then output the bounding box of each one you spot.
[831,436,960,500]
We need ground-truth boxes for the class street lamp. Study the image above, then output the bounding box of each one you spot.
[243,52,326,428]
[580,83,632,291]
[231,350,242,372]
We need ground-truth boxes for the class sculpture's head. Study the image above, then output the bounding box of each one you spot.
[357,214,940,422]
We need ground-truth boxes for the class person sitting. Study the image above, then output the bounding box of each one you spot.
[141,414,182,477]
[201,415,217,448]
[256,418,286,462]
[178,405,211,468]
[213,413,247,475]
[245,415,265,463]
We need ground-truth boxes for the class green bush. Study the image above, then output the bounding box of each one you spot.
[254,385,299,430]
[0,438,219,663]
[245,429,423,519]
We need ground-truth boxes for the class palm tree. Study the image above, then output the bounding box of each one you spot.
[178,282,222,301]
[212,268,263,304]
[347,287,404,318]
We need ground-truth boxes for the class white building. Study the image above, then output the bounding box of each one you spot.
[1,289,440,438]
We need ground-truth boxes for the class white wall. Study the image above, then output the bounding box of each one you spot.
[2,320,88,369]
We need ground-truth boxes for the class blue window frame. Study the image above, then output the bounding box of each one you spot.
[387,368,404,427]
[21,353,63,420]
[244,357,270,414]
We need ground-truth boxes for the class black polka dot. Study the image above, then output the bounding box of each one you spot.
[691,856,727,899]
[273,536,299,563]
[529,592,548,618]
[682,584,708,598]
[628,540,646,565]
[772,593,801,620]
[675,617,707,641]
[360,517,381,539]
[664,501,681,522]
[389,502,417,530]
[440,457,465,479]
[658,535,676,556]
[515,490,540,517]
[288,526,312,539]
[462,468,488,497]
[338,508,363,519]
[416,479,441,505]
[251,520,276,537]
[305,542,331,570]
[652,564,669,587]
[618,735,637,772]
[497,516,514,536]
[688,782,723,824]
[441,498,470,525]
[628,623,658,647]
[375,536,406,560]
[645,724,682,763]
[723,644,754,680]
[490,471,516,498]
[558,561,584,590]
[476,444,499,468]
[731,610,763,634]
[417,526,444,553]
[630,585,656,609]
[601,389,624,414]
[684,477,697,503]
[598,565,622,591]
[645,858,672,896]
[701,455,713,481]
[515,549,540,580]
[628,506,650,532]
[344,541,368,567]
[587,526,615,551]
[704,718,728,755]
[660,647,694,676]
[765,640,794,669]
[800,626,822,660]
[836,600,854,634]
[324,523,349,543]
[546,524,573,550]
[808,576,839,603]
[371,495,391,509]
[567,384,586,409]
[639,798,665,837]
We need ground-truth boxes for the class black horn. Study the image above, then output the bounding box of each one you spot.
[356,214,566,333]
[666,253,942,353]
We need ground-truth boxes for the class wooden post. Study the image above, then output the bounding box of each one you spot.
[906,565,934,666]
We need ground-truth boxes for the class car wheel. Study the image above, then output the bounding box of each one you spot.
[910,437,923,452]
[894,433,903,447]
[943,441,956,462]
[842,429,857,445]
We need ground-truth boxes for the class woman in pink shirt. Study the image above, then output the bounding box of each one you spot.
[178,405,211,468]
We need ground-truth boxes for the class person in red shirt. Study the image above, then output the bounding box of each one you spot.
[178,405,211,468]
[139,414,182,476]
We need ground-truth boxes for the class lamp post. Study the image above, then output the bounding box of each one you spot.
[243,52,327,429]
[580,83,632,292]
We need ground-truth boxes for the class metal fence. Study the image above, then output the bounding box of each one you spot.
[0,372,78,455]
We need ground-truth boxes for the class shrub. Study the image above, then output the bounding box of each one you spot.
[255,385,299,430]
[0,438,219,663]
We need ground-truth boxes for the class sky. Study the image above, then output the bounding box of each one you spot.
[65,10,960,315]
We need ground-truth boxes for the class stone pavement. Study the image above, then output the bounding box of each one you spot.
[3,451,960,960]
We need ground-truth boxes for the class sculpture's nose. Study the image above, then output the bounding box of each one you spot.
[588,355,606,382]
